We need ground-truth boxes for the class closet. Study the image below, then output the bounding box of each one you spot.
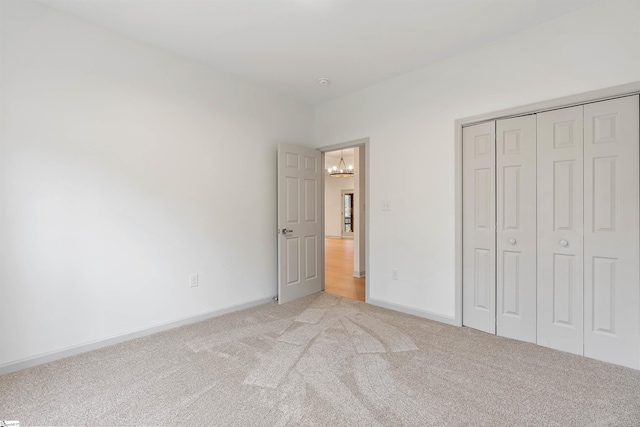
[462,95,640,369]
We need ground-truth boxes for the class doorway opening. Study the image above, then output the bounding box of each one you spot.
[323,146,366,301]
[341,190,354,238]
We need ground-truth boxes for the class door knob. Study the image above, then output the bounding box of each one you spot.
[279,228,293,235]
[509,238,517,245]
[560,240,569,247]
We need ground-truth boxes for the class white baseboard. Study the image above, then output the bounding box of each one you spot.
[367,298,458,326]
[0,296,274,376]
[352,270,366,278]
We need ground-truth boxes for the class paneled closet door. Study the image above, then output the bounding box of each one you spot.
[496,115,537,343]
[583,95,640,369]
[537,106,584,356]
[463,121,496,334]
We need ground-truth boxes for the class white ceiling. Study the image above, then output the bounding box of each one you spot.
[326,148,354,162]
[37,0,601,105]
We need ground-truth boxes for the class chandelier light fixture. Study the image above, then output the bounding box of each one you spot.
[328,151,354,178]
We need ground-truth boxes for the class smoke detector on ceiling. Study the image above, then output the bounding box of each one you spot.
[317,77,331,86]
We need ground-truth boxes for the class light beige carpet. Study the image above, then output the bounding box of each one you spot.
[1,292,640,426]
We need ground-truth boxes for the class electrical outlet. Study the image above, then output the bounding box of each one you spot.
[190,274,198,288]
[391,269,399,280]
[381,200,391,211]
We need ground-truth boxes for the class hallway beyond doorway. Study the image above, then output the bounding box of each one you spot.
[325,237,365,301]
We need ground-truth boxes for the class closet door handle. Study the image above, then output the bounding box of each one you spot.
[508,238,517,245]
[560,240,569,247]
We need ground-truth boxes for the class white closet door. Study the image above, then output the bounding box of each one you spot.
[537,106,584,355]
[463,121,496,334]
[496,115,537,343]
[583,95,640,369]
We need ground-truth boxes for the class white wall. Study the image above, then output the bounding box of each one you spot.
[315,0,640,321]
[0,1,314,367]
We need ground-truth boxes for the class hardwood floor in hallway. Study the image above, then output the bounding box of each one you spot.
[325,237,365,301]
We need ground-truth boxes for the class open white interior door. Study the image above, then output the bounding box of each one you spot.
[277,143,323,304]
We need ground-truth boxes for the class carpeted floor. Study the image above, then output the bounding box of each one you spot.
[2,292,640,426]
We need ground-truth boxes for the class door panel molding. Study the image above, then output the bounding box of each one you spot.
[583,95,639,369]
[278,143,323,304]
[496,115,537,343]
[463,121,496,334]
[456,84,640,370]
[537,105,584,355]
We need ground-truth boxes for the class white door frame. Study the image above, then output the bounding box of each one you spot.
[454,81,640,327]
[319,138,370,302]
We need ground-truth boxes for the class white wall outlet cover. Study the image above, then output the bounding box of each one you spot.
[381,200,391,211]
[189,274,198,287]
